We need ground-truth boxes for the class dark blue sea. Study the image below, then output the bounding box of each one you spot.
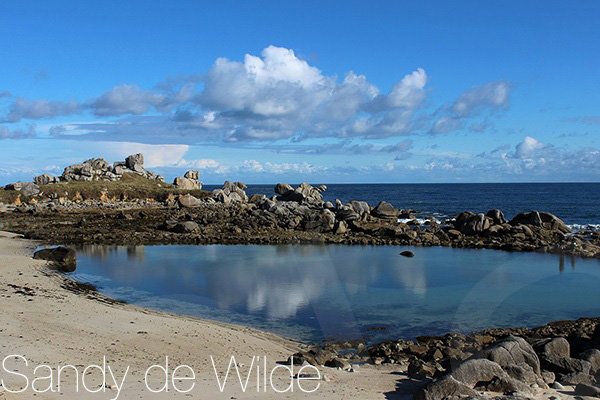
[207,182,600,226]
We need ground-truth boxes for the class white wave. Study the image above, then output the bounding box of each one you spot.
[398,218,442,225]
[568,224,600,232]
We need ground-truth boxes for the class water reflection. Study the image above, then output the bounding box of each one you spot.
[72,245,600,342]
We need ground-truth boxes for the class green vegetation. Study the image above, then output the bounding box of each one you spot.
[1,173,210,203]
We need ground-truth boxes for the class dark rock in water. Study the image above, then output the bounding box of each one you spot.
[400,250,415,258]
[575,383,600,397]
[371,201,399,220]
[33,246,76,272]
[510,211,571,234]
[486,209,507,225]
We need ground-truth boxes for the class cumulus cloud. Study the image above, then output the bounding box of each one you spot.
[0,124,37,139]
[95,141,189,167]
[430,81,510,134]
[91,84,166,116]
[5,98,80,122]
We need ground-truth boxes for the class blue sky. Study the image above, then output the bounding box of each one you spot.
[1,0,599,184]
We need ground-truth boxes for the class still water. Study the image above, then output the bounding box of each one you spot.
[70,245,600,343]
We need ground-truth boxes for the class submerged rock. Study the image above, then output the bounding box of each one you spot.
[33,246,76,272]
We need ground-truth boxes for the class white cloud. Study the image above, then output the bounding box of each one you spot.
[5,98,80,122]
[91,84,166,116]
[514,136,546,159]
[95,141,189,167]
[0,125,37,139]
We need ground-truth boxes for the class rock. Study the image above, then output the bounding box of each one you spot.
[349,200,370,216]
[371,201,399,220]
[125,153,144,172]
[324,357,351,371]
[335,205,360,221]
[575,383,600,397]
[551,381,565,390]
[178,194,202,208]
[173,176,201,190]
[580,349,600,375]
[486,209,507,225]
[304,209,336,232]
[33,246,76,272]
[274,183,294,195]
[215,181,248,204]
[510,211,570,234]
[407,359,438,379]
[454,211,492,235]
[559,371,595,385]
[415,376,478,400]
[33,173,59,185]
[400,250,415,258]
[172,221,200,233]
[4,182,40,196]
[475,336,541,376]
[534,337,592,375]
[183,170,199,180]
[285,353,305,366]
[334,220,348,235]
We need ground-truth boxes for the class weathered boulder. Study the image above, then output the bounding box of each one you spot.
[125,153,144,172]
[454,212,493,235]
[475,336,541,376]
[274,183,294,195]
[213,181,248,204]
[580,349,600,375]
[172,221,200,233]
[178,194,202,208]
[184,170,199,180]
[33,174,59,185]
[304,209,336,232]
[407,359,439,379]
[349,200,370,217]
[414,376,478,400]
[33,246,76,272]
[4,182,40,196]
[371,201,399,220]
[324,357,351,371]
[486,209,507,225]
[510,211,570,234]
[575,383,600,397]
[335,205,359,221]
[533,337,592,375]
[400,250,415,258]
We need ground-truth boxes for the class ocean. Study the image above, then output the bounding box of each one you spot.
[205,182,600,227]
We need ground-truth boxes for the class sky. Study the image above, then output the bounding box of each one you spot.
[0,0,599,184]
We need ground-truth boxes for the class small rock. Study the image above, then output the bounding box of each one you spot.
[400,250,415,258]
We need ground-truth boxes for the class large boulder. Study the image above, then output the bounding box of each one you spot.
[371,201,399,220]
[474,335,541,376]
[33,246,76,272]
[178,194,202,208]
[33,174,59,186]
[533,337,592,375]
[173,171,202,190]
[454,211,493,235]
[510,211,570,234]
[303,209,336,232]
[214,181,248,204]
[125,153,144,172]
[274,183,294,195]
[486,209,507,225]
[416,359,532,400]
[4,182,40,197]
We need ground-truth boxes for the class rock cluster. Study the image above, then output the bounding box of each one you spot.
[32,153,164,184]
[173,170,202,190]
[280,318,600,400]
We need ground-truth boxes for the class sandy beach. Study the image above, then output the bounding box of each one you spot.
[0,231,408,399]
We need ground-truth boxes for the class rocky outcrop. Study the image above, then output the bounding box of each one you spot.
[275,182,326,206]
[213,181,248,204]
[510,211,571,234]
[173,170,202,190]
[33,174,60,185]
[59,154,163,183]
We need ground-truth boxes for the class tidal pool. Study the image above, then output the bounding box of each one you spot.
[69,245,600,343]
